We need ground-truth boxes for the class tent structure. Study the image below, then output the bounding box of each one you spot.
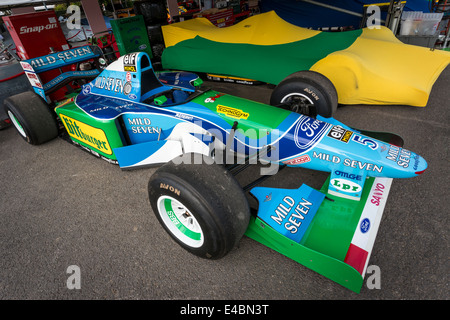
[259,0,432,29]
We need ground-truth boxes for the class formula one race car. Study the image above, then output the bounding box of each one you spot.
[5,47,427,293]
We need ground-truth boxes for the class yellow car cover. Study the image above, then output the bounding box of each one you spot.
[162,11,450,107]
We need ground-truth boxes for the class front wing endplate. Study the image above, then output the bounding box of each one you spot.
[246,176,392,293]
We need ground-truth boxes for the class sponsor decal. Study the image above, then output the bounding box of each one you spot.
[127,117,161,134]
[20,61,34,72]
[123,53,137,72]
[386,145,412,168]
[370,183,385,206]
[303,88,319,101]
[330,178,362,193]
[342,158,382,173]
[28,47,93,69]
[293,117,330,151]
[167,208,180,226]
[123,82,132,95]
[334,170,362,181]
[175,113,193,121]
[19,22,58,34]
[360,218,371,233]
[412,155,421,171]
[282,154,311,165]
[253,184,325,243]
[82,84,91,95]
[25,72,43,88]
[94,76,131,95]
[327,125,353,143]
[217,105,249,120]
[59,114,112,155]
[160,183,180,196]
[205,93,225,103]
[312,152,383,173]
[312,152,341,164]
[56,97,74,108]
[328,168,366,200]
[272,196,314,234]
[44,70,99,92]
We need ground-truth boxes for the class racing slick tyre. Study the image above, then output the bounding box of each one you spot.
[148,153,251,260]
[4,91,58,145]
[270,71,338,118]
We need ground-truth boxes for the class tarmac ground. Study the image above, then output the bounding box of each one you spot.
[0,66,448,304]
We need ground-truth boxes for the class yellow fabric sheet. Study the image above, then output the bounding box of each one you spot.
[311,27,450,106]
[162,11,450,106]
[162,11,320,47]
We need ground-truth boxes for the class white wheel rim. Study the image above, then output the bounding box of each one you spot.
[7,110,26,137]
[157,195,204,248]
[281,92,314,105]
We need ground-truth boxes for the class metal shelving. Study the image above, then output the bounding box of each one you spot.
[432,0,450,49]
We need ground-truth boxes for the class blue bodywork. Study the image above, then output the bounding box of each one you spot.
[70,52,428,187]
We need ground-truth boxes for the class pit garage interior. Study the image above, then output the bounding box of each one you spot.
[0,0,448,303]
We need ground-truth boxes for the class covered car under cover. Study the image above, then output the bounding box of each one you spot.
[161,11,450,107]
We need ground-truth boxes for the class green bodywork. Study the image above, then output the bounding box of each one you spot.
[197,91,293,139]
[55,100,124,160]
[110,15,153,58]
[162,30,363,85]
[245,177,377,293]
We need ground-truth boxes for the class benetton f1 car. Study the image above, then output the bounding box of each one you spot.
[5,46,427,293]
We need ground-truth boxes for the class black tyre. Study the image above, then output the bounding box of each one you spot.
[4,91,58,145]
[148,153,250,259]
[270,71,338,118]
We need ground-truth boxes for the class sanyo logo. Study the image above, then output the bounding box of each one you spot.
[330,178,362,193]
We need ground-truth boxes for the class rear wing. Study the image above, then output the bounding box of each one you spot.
[19,45,104,102]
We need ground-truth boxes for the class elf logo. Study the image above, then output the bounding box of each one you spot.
[19,23,58,34]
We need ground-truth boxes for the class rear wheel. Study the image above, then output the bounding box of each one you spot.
[148,153,250,259]
[4,91,58,145]
[270,71,338,118]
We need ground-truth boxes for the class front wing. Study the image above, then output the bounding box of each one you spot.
[247,176,392,293]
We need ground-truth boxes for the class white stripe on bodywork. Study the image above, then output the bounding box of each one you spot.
[350,177,393,275]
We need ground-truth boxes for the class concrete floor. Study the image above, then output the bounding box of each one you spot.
[0,66,448,303]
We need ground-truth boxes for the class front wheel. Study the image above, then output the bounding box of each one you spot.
[4,91,58,145]
[270,71,338,118]
[148,153,251,259]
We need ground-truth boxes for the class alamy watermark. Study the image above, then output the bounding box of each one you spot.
[66,5,81,30]
[170,121,282,175]
[366,5,382,29]
[66,265,81,290]
[366,264,381,289]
